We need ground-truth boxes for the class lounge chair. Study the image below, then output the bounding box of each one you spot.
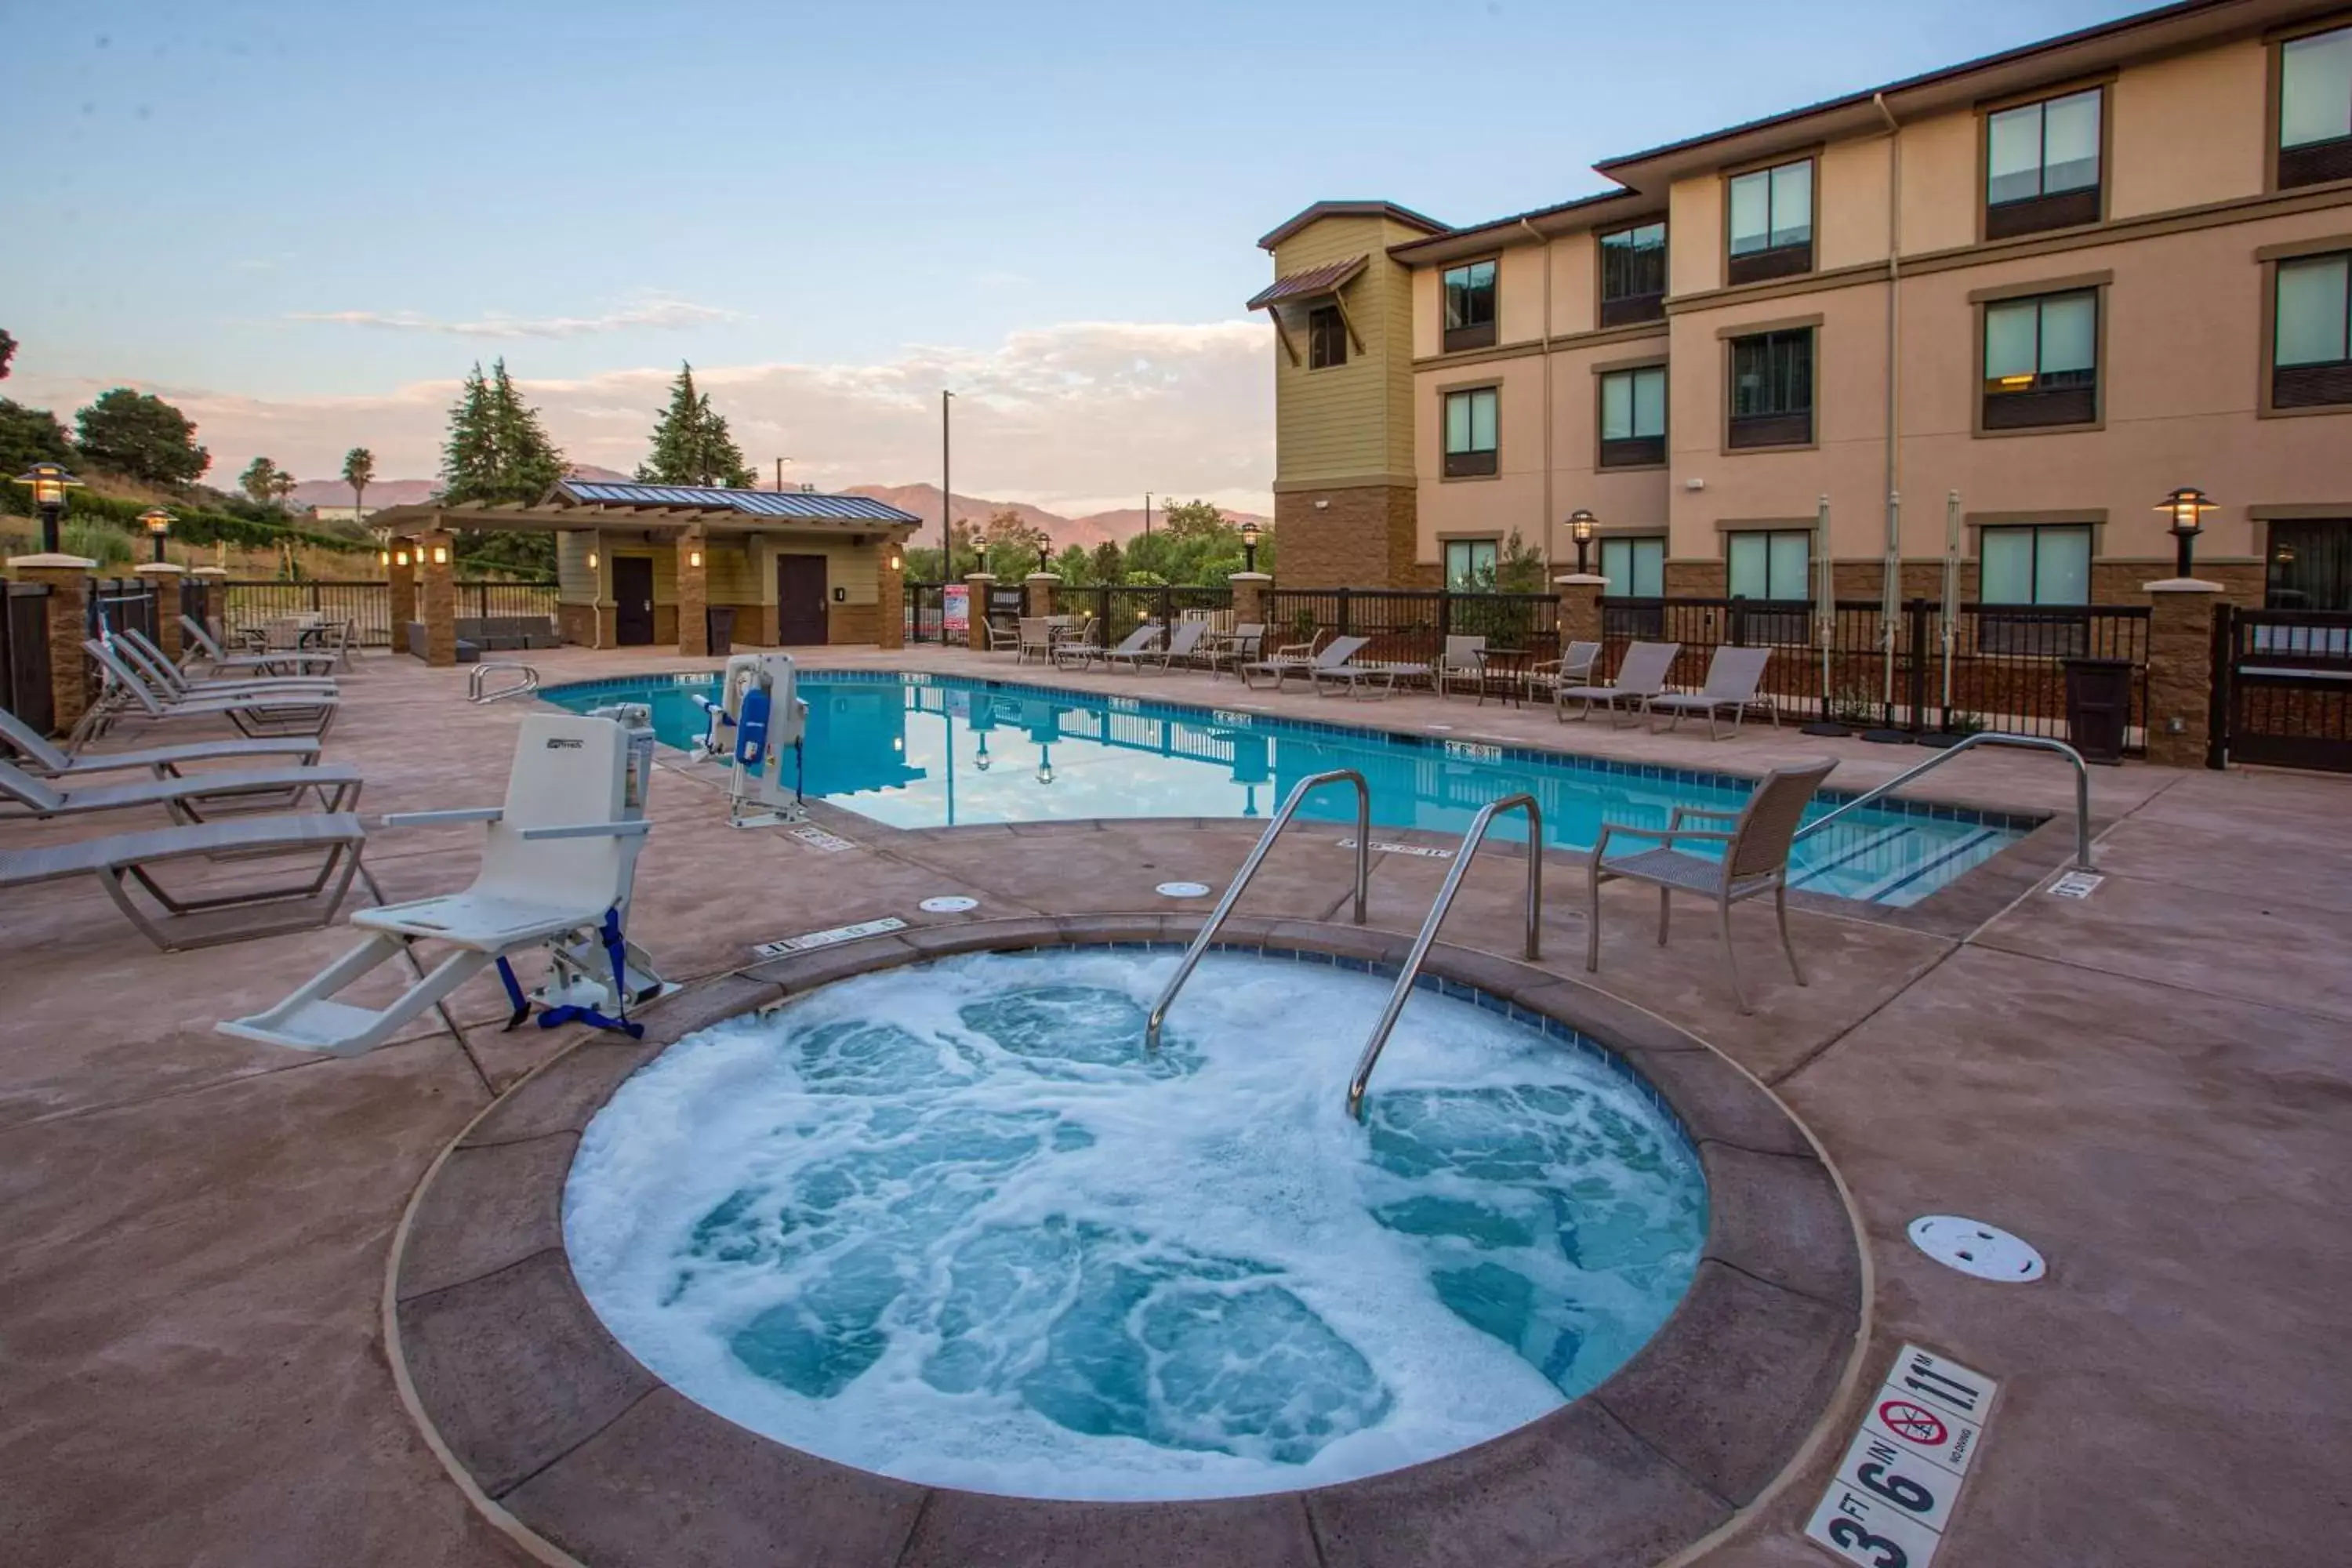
[1,704,320,780]
[2,755,360,824]
[1648,645,1779,739]
[1058,623,1159,671]
[1202,624,1265,681]
[1432,635,1487,700]
[1555,641,1680,726]
[1108,620,1206,673]
[220,713,652,1057]
[182,615,339,678]
[111,630,339,702]
[82,641,339,741]
[1585,758,1836,1014]
[1243,633,1361,692]
[1524,641,1602,706]
[1311,641,1430,700]
[0,812,368,952]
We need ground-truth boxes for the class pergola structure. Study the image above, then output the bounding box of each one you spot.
[369,480,921,665]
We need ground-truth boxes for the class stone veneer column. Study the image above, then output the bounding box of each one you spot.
[134,562,187,662]
[1227,571,1270,630]
[188,565,227,644]
[1024,572,1059,619]
[677,526,710,658]
[876,537,906,652]
[1554,572,1608,648]
[387,543,417,634]
[7,553,97,734]
[2142,576,2223,769]
[417,531,457,666]
[962,572,996,651]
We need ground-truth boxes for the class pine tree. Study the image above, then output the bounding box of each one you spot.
[486,358,564,500]
[438,364,500,503]
[636,361,753,488]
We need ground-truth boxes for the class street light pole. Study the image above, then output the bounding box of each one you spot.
[942,390,956,578]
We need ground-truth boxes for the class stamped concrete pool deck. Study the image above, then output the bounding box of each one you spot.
[2,644,2347,1566]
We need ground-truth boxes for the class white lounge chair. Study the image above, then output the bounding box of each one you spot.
[82,641,339,741]
[2,755,359,824]
[1244,633,1363,691]
[183,615,339,678]
[2,704,320,780]
[0,812,368,951]
[1555,641,1681,726]
[1108,620,1207,673]
[112,629,339,700]
[1585,759,1836,1014]
[1311,642,1430,699]
[1648,646,1780,739]
[1058,623,1160,671]
[220,713,652,1057]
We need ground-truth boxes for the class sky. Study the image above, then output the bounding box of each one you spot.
[3,0,2154,515]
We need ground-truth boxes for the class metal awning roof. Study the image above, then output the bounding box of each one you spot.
[554,480,922,523]
[1245,254,1367,312]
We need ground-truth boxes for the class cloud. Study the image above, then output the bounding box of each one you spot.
[284,296,736,340]
[42,319,1276,515]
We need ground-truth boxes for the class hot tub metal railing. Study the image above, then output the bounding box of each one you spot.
[1143,768,1370,1053]
[1346,793,1542,1123]
[1791,731,2093,872]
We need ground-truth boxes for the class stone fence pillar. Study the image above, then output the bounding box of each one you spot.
[8,553,96,734]
[677,526,710,658]
[1555,572,1608,648]
[1229,571,1271,631]
[1025,572,1059,620]
[876,538,906,652]
[2143,577,2223,769]
[189,565,227,641]
[962,573,996,651]
[387,543,417,634]
[417,531,456,666]
[134,562,187,662]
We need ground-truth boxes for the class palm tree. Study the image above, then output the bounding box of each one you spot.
[342,446,376,521]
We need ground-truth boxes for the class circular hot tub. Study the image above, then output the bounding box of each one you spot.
[390,916,1864,1568]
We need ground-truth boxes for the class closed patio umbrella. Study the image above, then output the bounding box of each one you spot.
[1920,489,1964,748]
[1861,488,1911,743]
[1799,495,1846,735]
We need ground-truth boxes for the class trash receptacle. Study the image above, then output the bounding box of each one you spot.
[2062,656,2132,764]
[706,606,735,658]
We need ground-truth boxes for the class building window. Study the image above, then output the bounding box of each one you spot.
[2274,251,2352,409]
[1728,328,1813,448]
[1727,530,1810,600]
[1600,535,1666,598]
[1982,289,2099,430]
[2266,519,2352,611]
[1445,539,1499,590]
[2279,24,2352,188]
[1598,365,1667,468]
[1980,524,2091,604]
[1726,160,1813,284]
[1599,222,1667,325]
[1986,88,2102,238]
[1308,305,1347,368]
[1443,260,1498,352]
[1443,387,1499,477]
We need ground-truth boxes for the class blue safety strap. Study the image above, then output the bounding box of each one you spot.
[494,956,531,1031]
[533,906,644,1040]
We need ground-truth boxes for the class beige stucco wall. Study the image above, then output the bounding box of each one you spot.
[1668,178,1722,296]
[1819,134,1895,271]
[1896,111,1979,255]
[2110,38,2268,219]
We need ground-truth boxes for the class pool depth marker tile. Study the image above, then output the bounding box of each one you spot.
[1804,1343,1998,1568]
[752,916,909,957]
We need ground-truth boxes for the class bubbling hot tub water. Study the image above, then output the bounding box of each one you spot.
[564,949,1705,1500]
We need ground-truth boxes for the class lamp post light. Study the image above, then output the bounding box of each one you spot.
[2158,486,2216,579]
[1036,541,1051,574]
[12,463,82,554]
[1240,519,1261,575]
[139,507,175,564]
[1568,510,1598,575]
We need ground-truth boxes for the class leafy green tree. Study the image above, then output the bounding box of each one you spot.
[902,544,947,582]
[637,362,756,488]
[0,328,16,381]
[74,388,210,485]
[341,446,375,516]
[1496,528,1548,592]
[240,456,286,506]
[1123,568,1169,587]
[1157,498,1230,543]
[487,359,564,499]
[0,399,74,476]
[441,358,564,506]
[270,466,299,508]
[1050,543,1094,585]
[1091,539,1123,585]
[440,365,499,503]
[980,508,1051,579]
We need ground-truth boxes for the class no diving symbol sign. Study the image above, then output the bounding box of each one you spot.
[1878,1400,1947,1447]
[1806,1345,1999,1568]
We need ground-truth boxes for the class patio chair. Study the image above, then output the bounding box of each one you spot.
[2,704,320,780]
[1311,641,1430,700]
[1524,641,1602,706]
[2,754,360,825]
[1433,635,1488,700]
[1585,758,1836,1014]
[1201,623,1265,681]
[1243,632,1358,692]
[114,629,339,701]
[1554,641,1680,727]
[1109,619,1206,673]
[0,811,368,952]
[1015,618,1055,665]
[1647,645,1780,739]
[983,616,1022,653]
[180,615,340,678]
[220,713,652,1057]
[82,641,340,742]
[1059,622,1160,671]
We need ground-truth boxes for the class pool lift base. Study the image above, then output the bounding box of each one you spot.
[694,652,811,830]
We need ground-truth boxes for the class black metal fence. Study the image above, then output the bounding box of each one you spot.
[1086,585,1234,638]
[214,579,555,647]
[1598,595,2151,748]
[87,578,160,644]
[2214,605,2352,771]
[2,582,54,733]
[1267,589,1560,666]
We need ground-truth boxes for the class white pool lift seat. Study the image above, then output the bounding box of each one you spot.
[220,713,655,1057]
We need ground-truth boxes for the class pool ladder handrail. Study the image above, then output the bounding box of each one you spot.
[1346,793,1542,1123]
[1791,731,2093,872]
[1144,768,1370,1053]
[468,662,541,705]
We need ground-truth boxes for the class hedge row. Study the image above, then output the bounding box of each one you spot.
[0,485,374,554]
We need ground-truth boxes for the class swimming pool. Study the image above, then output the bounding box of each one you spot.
[544,670,2033,906]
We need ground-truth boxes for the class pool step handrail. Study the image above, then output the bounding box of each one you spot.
[1793,731,2092,872]
[1144,768,1370,1053]
[469,662,541,705]
[1346,793,1542,1123]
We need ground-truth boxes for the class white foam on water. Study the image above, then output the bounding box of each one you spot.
[564,950,1704,1500]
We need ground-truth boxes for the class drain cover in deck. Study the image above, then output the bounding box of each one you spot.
[918,896,978,914]
[1155,881,1213,898]
[1908,1215,2045,1282]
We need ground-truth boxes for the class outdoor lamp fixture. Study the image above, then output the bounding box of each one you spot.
[586,550,598,570]
[1036,542,1051,574]
[394,547,411,568]
[1568,509,1598,575]
[1240,519,1261,574]
[888,548,902,572]
[12,462,82,554]
[2158,486,2216,578]
[431,544,449,565]
[138,507,175,563]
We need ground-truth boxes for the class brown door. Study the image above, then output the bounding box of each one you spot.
[776,554,829,645]
[612,557,655,646]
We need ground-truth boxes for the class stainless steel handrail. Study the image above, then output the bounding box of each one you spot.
[1793,731,2093,871]
[1144,768,1370,1052]
[468,662,541,704]
[1346,793,1541,1123]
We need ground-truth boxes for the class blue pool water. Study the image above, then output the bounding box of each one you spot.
[546,670,2032,906]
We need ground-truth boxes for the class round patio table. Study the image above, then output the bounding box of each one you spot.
[1474,647,1534,707]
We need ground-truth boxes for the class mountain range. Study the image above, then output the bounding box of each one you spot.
[285,472,1263,550]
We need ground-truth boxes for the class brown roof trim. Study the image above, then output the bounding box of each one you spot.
[1387,188,1657,263]
[1256,200,1448,251]
[1245,254,1369,311]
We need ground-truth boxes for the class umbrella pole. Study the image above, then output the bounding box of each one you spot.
[1862,488,1911,743]
[1800,495,1846,736]
[1920,489,1965,748]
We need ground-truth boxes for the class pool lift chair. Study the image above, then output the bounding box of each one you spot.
[218,709,673,1056]
[691,652,810,829]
